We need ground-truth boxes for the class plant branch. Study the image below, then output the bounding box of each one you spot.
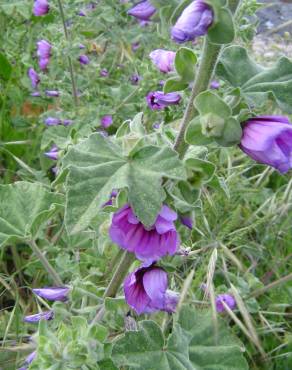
[56,0,78,106]
[173,0,242,158]
[28,240,63,286]
[91,251,135,324]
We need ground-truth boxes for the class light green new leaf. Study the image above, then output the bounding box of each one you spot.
[0,182,64,247]
[63,133,186,234]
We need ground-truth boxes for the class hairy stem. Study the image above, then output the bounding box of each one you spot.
[56,0,78,106]
[173,0,242,158]
[28,240,63,286]
[173,39,222,158]
[92,251,135,323]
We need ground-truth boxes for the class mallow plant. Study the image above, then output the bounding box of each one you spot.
[0,0,292,369]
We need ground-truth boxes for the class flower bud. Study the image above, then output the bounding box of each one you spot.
[149,49,176,73]
[146,91,181,110]
[33,0,49,16]
[32,287,69,301]
[239,115,292,174]
[24,310,54,323]
[44,117,61,126]
[44,145,59,160]
[201,113,225,138]
[79,55,90,65]
[101,115,113,128]
[216,294,236,313]
[28,68,40,89]
[128,0,156,21]
[171,0,213,44]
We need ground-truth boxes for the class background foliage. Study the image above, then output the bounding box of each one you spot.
[0,0,291,369]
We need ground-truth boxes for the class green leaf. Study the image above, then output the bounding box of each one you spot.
[217,46,263,87]
[62,134,186,234]
[112,307,249,370]
[41,125,72,150]
[174,47,197,82]
[206,0,235,44]
[185,117,213,146]
[217,46,292,113]
[215,117,242,147]
[163,77,188,94]
[185,158,216,182]
[0,52,12,81]
[195,91,231,118]
[176,306,249,370]
[112,320,192,370]
[0,182,64,247]
[129,112,146,136]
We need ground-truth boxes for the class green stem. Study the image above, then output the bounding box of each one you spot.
[173,0,242,158]
[91,251,135,323]
[56,0,79,106]
[104,251,135,298]
[28,240,63,286]
[173,39,222,158]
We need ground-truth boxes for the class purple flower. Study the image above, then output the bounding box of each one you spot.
[146,91,181,110]
[78,10,86,16]
[28,68,40,89]
[109,204,179,262]
[33,0,49,16]
[31,91,41,97]
[101,115,113,129]
[124,264,179,315]
[37,40,51,59]
[149,49,176,73]
[37,40,52,70]
[130,73,141,85]
[216,294,236,313]
[44,117,61,126]
[171,0,213,43]
[24,310,54,323]
[32,287,69,301]
[152,122,160,129]
[131,42,140,52]
[103,190,118,207]
[63,119,73,126]
[239,116,292,174]
[210,80,220,89]
[139,20,150,27]
[79,43,86,49]
[180,215,193,229]
[45,90,59,97]
[44,145,59,160]
[128,0,156,21]
[100,68,109,77]
[26,351,36,364]
[79,55,90,65]
[38,57,50,70]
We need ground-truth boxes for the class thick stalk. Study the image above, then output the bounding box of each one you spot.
[173,0,242,158]
[56,0,78,106]
[92,251,135,323]
[28,240,63,286]
[104,251,135,298]
[173,39,222,158]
